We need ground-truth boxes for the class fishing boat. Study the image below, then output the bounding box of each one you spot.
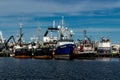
[32,37,53,59]
[42,17,75,59]
[38,21,58,59]
[74,30,95,58]
[14,44,32,58]
[54,16,75,59]
[33,26,54,59]
[97,36,111,57]
[14,23,32,58]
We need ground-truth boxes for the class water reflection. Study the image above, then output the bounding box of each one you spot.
[78,57,120,62]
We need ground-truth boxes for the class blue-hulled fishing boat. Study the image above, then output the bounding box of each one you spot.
[54,16,75,59]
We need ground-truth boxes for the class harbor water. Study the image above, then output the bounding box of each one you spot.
[0,57,120,80]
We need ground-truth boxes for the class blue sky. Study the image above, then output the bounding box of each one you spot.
[0,0,120,43]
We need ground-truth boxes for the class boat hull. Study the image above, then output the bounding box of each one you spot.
[55,44,75,54]
[33,47,53,59]
[54,44,75,59]
[14,49,32,58]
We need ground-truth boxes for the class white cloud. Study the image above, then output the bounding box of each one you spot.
[0,0,120,16]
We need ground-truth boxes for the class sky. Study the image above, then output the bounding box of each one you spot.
[0,0,120,43]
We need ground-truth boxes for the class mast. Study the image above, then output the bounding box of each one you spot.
[84,29,91,42]
[19,23,23,36]
[37,27,41,43]
[62,16,64,28]
[84,29,87,38]
[19,23,23,45]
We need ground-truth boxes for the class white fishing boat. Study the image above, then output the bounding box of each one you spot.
[97,37,111,54]
[76,30,95,54]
